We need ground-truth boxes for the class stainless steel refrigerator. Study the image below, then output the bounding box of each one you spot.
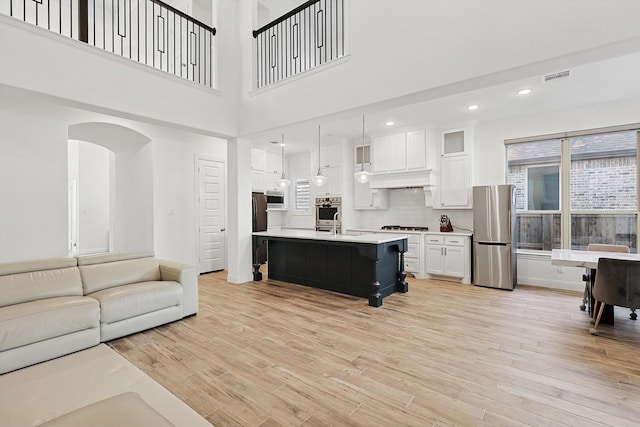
[473,185,517,290]
[252,192,268,264]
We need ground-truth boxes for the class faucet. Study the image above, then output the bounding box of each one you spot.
[333,212,340,235]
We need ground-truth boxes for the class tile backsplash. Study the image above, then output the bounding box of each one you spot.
[356,188,473,232]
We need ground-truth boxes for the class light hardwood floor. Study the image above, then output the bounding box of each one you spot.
[109,272,640,426]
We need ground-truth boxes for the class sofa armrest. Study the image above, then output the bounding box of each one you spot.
[158,260,198,316]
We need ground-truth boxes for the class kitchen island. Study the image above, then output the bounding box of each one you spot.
[252,229,409,307]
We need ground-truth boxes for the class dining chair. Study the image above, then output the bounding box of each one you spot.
[580,244,630,313]
[590,257,640,335]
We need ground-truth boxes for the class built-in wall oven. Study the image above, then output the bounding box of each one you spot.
[266,190,285,209]
[315,196,341,233]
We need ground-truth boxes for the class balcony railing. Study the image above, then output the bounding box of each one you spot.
[253,0,346,89]
[2,0,216,88]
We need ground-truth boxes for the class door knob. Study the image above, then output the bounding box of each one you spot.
[220,228,226,232]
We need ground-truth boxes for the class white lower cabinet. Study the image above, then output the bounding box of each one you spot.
[424,234,471,284]
[404,234,425,278]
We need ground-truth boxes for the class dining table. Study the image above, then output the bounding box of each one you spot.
[551,249,640,324]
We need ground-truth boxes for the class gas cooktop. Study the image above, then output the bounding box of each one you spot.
[381,225,429,231]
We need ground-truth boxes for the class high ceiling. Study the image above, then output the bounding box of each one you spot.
[247,51,640,153]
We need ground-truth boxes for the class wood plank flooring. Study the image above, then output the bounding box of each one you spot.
[109,272,640,426]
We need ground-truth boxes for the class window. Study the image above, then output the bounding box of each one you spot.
[507,128,639,253]
[507,139,562,251]
[569,131,637,250]
[294,178,310,212]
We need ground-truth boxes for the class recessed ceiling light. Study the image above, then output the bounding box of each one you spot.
[518,88,533,95]
[467,105,479,111]
[385,121,395,126]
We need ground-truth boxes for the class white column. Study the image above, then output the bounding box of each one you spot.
[226,137,253,284]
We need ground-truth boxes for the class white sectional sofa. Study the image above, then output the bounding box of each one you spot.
[0,252,198,374]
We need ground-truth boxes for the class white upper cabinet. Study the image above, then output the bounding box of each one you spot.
[371,127,432,173]
[435,123,474,209]
[319,143,342,168]
[439,156,471,207]
[317,167,342,196]
[355,145,371,166]
[441,127,469,157]
[353,165,389,210]
[264,150,282,175]
[369,125,436,193]
[406,129,427,170]
[251,149,265,171]
[372,136,391,172]
[388,133,407,171]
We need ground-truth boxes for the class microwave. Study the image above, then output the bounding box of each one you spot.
[266,191,285,208]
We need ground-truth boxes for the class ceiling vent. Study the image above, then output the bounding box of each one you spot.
[543,70,570,82]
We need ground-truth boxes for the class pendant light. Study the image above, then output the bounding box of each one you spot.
[354,115,371,184]
[312,125,327,187]
[275,133,290,190]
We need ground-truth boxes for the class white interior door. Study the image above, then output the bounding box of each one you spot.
[198,158,225,273]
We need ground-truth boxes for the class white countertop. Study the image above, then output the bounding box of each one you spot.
[253,229,409,244]
[551,248,640,269]
[346,228,473,237]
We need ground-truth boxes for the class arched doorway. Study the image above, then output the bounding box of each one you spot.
[68,122,153,255]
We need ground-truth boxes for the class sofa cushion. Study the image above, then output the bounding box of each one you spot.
[79,257,162,295]
[0,265,83,308]
[0,296,99,351]
[89,281,183,324]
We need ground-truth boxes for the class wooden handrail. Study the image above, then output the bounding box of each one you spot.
[252,0,319,38]
[148,0,216,35]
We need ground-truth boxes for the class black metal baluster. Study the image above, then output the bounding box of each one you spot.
[144,0,147,65]
[173,11,176,76]
[179,16,182,78]
[136,0,139,61]
[152,1,155,68]
[324,0,326,63]
[279,22,282,81]
[111,0,114,51]
[129,0,132,58]
[47,0,50,30]
[341,0,344,56]
[329,0,335,59]
[261,33,265,86]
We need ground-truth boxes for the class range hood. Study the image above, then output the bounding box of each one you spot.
[369,169,435,189]
[369,169,436,207]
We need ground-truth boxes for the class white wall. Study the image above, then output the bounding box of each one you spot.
[0,109,69,262]
[0,90,228,266]
[152,135,227,266]
[474,98,640,187]
[77,141,111,254]
[0,10,239,138]
[239,0,640,135]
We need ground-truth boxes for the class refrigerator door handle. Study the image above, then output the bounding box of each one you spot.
[252,199,257,231]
